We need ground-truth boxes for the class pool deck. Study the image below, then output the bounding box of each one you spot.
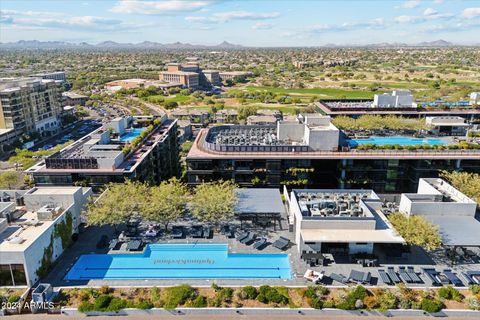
[44,217,480,289]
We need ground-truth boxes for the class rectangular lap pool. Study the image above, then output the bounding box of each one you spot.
[65,243,291,280]
[348,136,448,148]
[119,127,145,143]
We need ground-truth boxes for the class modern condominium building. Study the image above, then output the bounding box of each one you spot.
[0,77,64,146]
[30,71,66,82]
[0,186,93,287]
[186,114,480,193]
[27,115,180,188]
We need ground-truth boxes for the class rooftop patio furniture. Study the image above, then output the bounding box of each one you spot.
[272,236,290,250]
[144,228,158,237]
[387,267,401,283]
[304,269,324,284]
[236,231,249,241]
[330,273,348,284]
[349,270,371,284]
[463,271,480,285]
[253,237,267,250]
[406,266,422,283]
[240,232,257,245]
[203,226,212,239]
[108,239,119,250]
[378,269,392,285]
[190,225,203,238]
[172,226,184,239]
[126,240,142,251]
[421,268,443,286]
[444,269,464,287]
[398,266,413,283]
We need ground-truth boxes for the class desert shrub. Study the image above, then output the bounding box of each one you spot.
[94,294,112,310]
[420,298,444,313]
[377,290,398,311]
[8,295,20,303]
[336,286,368,310]
[323,299,335,308]
[78,301,95,313]
[189,295,207,308]
[256,286,289,305]
[211,282,221,292]
[310,297,324,309]
[135,299,154,309]
[363,296,379,309]
[470,285,480,295]
[304,285,329,299]
[241,286,258,299]
[217,287,234,303]
[438,286,462,301]
[98,285,111,295]
[78,288,94,301]
[466,296,480,310]
[106,298,126,312]
[163,285,197,310]
[151,287,161,302]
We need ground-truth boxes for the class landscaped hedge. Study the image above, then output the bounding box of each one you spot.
[59,284,480,313]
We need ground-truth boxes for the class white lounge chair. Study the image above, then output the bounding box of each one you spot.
[304,269,324,283]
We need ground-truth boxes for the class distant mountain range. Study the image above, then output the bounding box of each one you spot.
[0,39,477,49]
[0,40,245,49]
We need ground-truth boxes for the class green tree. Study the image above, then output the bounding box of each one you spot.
[141,178,188,230]
[388,213,442,251]
[190,180,237,228]
[0,171,22,189]
[85,180,147,231]
[439,171,480,204]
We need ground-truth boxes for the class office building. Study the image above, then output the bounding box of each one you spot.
[27,115,180,188]
[373,90,414,108]
[104,78,182,92]
[187,114,480,192]
[0,77,64,146]
[201,70,221,86]
[62,92,88,106]
[0,186,92,286]
[287,188,404,256]
[219,71,252,83]
[399,178,480,247]
[30,72,66,82]
[425,116,470,136]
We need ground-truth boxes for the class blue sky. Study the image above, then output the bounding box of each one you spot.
[1,0,480,46]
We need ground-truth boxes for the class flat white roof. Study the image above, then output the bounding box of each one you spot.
[301,228,405,243]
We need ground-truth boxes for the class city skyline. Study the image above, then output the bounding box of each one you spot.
[1,0,480,46]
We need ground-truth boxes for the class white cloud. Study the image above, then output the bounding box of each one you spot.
[423,8,437,16]
[3,14,146,32]
[462,7,480,19]
[111,0,213,15]
[395,9,453,23]
[0,9,64,17]
[400,0,421,9]
[308,18,386,33]
[186,10,280,24]
[252,22,273,30]
[395,15,422,23]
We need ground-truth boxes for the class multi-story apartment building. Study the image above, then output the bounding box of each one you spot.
[30,71,66,82]
[0,77,64,146]
[27,115,180,189]
[0,186,92,286]
[186,114,480,193]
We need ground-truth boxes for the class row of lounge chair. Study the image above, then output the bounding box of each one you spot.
[171,225,211,239]
[328,270,372,285]
[422,268,465,287]
[236,231,290,251]
[378,266,422,285]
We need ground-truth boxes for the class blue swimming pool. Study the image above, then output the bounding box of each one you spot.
[119,127,145,143]
[65,243,291,280]
[348,136,448,148]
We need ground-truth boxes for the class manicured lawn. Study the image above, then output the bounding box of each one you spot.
[244,86,376,99]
